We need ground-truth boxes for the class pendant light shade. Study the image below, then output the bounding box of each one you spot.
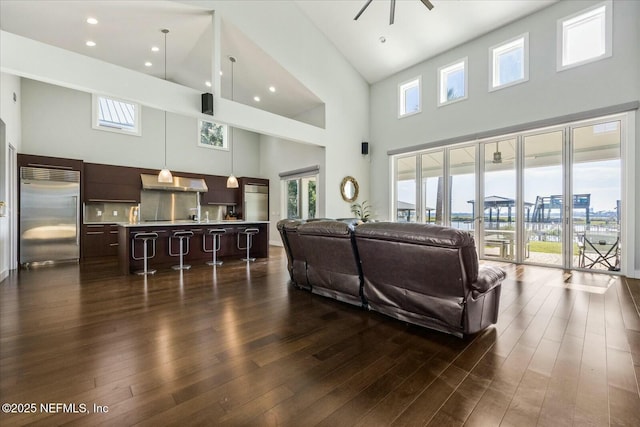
[227,56,238,188]
[158,168,173,183]
[157,29,173,183]
[226,174,239,188]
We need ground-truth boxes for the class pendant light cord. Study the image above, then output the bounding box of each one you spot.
[163,29,169,169]
[230,56,236,175]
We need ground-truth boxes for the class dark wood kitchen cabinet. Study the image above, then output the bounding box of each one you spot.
[17,154,83,171]
[201,175,239,205]
[84,163,142,203]
[82,224,119,258]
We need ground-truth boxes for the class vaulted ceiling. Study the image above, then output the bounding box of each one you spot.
[0,0,558,122]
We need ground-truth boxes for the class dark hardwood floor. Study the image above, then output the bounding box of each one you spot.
[1,247,639,426]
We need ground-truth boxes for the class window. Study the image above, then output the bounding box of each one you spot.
[489,33,529,91]
[558,1,611,71]
[398,77,421,117]
[92,94,141,136]
[438,58,467,106]
[280,165,320,220]
[284,176,317,220]
[198,119,227,150]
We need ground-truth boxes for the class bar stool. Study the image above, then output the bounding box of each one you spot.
[237,227,259,262]
[131,232,158,275]
[203,228,226,266]
[169,230,194,270]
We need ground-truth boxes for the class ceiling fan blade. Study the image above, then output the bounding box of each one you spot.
[390,0,396,25]
[354,0,373,20]
[420,0,435,11]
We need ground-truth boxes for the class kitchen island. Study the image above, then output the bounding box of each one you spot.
[118,221,269,275]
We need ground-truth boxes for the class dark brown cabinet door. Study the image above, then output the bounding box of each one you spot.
[84,163,141,202]
[202,175,239,205]
[83,224,119,257]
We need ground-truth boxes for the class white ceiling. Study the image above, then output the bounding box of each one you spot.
[296,0,558,83]
[1,0,559,119]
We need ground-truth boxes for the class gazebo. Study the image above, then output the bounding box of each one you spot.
[396,201,436,223]
[467,196,533,226]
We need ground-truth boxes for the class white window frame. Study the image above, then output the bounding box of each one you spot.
[437,57,468,107]
[557,1,612,72]
[281,173,319,220]
[91,94,141,136]
[489,33,529,92]
[398,76,422,118]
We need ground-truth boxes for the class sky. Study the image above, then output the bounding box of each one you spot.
[398,158,621,215]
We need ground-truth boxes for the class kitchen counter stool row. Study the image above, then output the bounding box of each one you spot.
[119,223,268,275]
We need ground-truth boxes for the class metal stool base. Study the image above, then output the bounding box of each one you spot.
[238,227,259,264]
[171,264,191,270]
[135,269,157,275]
[206,260,223,266]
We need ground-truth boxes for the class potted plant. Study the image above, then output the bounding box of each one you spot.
[350,200,371,222]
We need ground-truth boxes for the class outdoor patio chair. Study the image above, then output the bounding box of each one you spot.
[578,232,620,271]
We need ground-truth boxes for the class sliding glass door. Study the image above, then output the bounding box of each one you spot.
[392,113,626,273]
[449,146,476,231]
[482,139,516,261]
[395,155,418,222]
[523,130,564,266]
[571,120,621,271]
[421,151,444,224]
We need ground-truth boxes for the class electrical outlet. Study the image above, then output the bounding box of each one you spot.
[113,211,118,216]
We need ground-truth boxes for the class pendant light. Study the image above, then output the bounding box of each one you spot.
[158,29,173,183]
[226,55,239,188]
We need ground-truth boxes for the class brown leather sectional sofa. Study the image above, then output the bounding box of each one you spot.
[277,219,506,337]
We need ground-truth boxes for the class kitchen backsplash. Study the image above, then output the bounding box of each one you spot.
[84,198,230,223]
[84,202,138,223]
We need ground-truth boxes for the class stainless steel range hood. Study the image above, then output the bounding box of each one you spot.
[141,174,208,192]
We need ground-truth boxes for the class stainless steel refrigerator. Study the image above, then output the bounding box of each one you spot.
[244,184,268,221]
[20,166,80,266]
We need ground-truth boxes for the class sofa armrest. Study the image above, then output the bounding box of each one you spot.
[471,266,506,294]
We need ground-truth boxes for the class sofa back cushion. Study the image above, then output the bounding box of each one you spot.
[354,222,479,327]
[355,222,479,284]
[298,220,362,302]
[276,219,298,273]
[281,220,309,288]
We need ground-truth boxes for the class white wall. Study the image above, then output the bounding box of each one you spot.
[259,135,326,244]
[1,0,370,219]
[369,0,640,275]
[183,0,371,219]
[0,72,22,280]
[20,79,260,177]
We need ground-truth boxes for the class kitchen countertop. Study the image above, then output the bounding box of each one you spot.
[118,220,270,228]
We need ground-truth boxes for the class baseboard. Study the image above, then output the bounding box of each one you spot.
[0,269,8,284]
[270,240,283,247]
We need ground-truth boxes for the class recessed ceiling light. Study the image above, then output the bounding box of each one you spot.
[379,36,387,44]
[219,70,223,76]
[144,62,152,67]
[151,46,159,52]
[86,41,96,47]
[254,96,261,102]
[269,86,276,93]
[205,81,212,87]
[86,17,98,25]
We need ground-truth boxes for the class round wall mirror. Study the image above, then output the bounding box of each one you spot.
[340,176,359,203]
